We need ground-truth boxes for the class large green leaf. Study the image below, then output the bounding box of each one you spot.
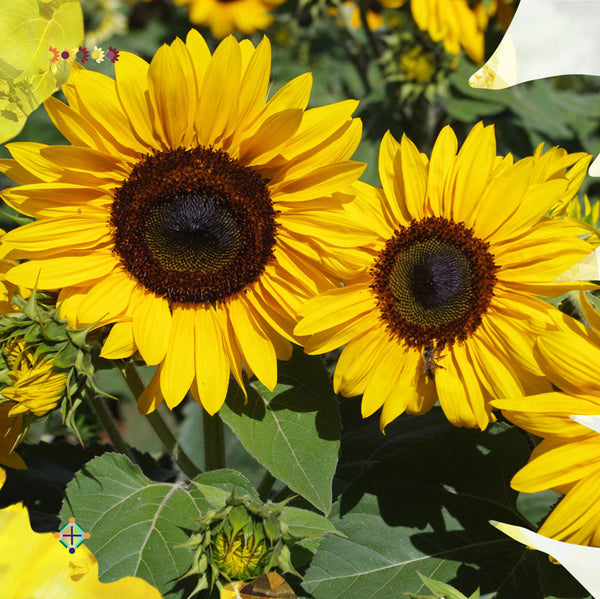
[0,0,83,143]
[61,452,210,598]
[219,349,341,515]
[300,424,577,599]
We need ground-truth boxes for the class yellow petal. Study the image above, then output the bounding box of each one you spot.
[194,304,230,414]
[161,304,196,409]
[100,321,136,359]
[132,291,172,366]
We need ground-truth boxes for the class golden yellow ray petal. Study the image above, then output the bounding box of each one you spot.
[195,36,241,147]
[333,321,391,397]
[295,284,375,335]
[7,252,115,290]
[227,296,277,391]
[213,302,247,399]
[148,39,197,149]
[426,125,458,215]
[185,28,212,89]
[161,304,195,409]
[378,131,412,225]
[399,133,428,221]
[132,291,172,366]
[512,437,600,493]
[194,304,231,415]
[434,347,478,428]
[450,123,497,226]
[137,365,164,414]
[100,321,136,360]
[239,109,303,166]
[1,183,110,218]
[78,272,137,324]
[114,51,163,151]
[0,158,43,185]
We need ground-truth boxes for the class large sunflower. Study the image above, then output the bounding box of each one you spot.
[296,123,594,430]
[174,0,284,38]
[495,293,600,546]
[0,32,365,415]
[410,0,514,64]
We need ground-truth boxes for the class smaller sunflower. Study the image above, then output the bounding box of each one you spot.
[296,123,594,430]
[495,292,600,547]
[174,0,284,38]
[332,0,407,31]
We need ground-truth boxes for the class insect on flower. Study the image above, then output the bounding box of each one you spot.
[422,343,444,380]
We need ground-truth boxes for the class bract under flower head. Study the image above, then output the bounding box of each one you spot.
[296,122,595,430]
[0,32,365,416]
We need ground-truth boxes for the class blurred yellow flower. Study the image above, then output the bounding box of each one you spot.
[398,46,436,82]
[174,0,285,38]
[0,467,163,597]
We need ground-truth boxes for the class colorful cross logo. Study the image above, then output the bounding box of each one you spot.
[54,517,90,554]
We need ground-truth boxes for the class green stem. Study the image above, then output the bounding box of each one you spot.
[89,394,137,463]
[359,0,381,60]
[257,470,276,502]
[203,410,225,471]
[119,361,203,479]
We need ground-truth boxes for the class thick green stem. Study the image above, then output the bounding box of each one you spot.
[203,410,225,471]
[119,361,202,479]
[89,394,136,463]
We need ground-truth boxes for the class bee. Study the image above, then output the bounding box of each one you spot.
[422,343,444,380]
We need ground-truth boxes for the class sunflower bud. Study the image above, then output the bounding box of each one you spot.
[0,289,106,447]
[182,491,305,594]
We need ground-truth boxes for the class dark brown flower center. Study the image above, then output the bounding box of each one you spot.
[111,147,277,304]
[371,217,497,349]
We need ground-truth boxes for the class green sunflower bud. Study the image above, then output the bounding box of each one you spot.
[182,490,309,593]
[0,289,109,445]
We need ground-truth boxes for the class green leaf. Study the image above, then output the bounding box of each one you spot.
[191,468,259,506]
[61,453,210,598]
[219,349,341,515]
[0,0,83,143]
[416,571,472,599]
[280,505,340,539]
[300,424,551,599]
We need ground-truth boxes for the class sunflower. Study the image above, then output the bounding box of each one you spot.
[296,123,594,430]
[332,0,407,31]
[495,292,600,546]
[0,32,364,416]
[410,0,515,64]
[174,0,284,38]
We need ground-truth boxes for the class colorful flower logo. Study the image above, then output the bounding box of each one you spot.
[61,47,76,63]
[54,517,90,554]
[47,46,59,64]
[106,46,119,63]
[91,46,105,63]
[76,46,90,63]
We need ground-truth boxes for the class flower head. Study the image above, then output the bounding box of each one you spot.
[0,32,364,416]
[61,47,76,63]
[296,123,594,430]
[494,292,600,547]
[174,0,285,38]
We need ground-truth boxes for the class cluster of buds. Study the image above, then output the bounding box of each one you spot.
[182,491,303,594]
[0,290,106,461]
